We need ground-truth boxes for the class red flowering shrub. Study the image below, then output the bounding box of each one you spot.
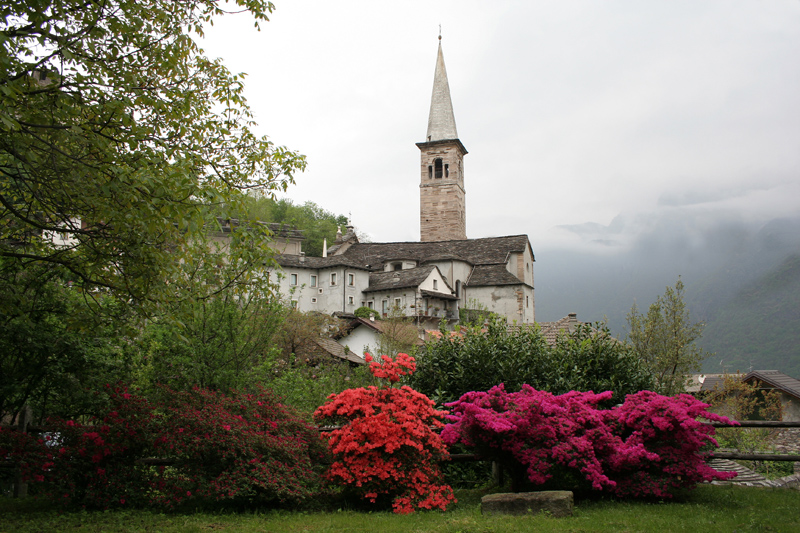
[442,385,737,497]
[149,386,327,508]
[314,353,455,514]
[0,426,56,488]
[0,385,325,509]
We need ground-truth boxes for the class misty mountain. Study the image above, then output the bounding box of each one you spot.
[534,214,800,377]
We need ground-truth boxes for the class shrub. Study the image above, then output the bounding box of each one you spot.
[148,386,327,508]
[314,353,455,514]
[442,386,737,498]
[410,317,654,406]
[353,306,380,320]
[602,391,739,498]
[0,385,325,509]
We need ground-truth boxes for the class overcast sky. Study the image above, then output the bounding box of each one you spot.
[200,0,800,252]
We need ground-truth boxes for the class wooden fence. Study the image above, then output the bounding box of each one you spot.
[3,420,800,497]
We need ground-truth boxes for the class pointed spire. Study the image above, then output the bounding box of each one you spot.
[426,35,458,142]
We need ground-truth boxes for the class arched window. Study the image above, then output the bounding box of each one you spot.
[434,158,443,179]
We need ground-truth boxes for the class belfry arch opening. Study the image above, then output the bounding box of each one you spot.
[434,158,443,179]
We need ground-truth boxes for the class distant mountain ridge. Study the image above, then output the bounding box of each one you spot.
[534,216,800,378]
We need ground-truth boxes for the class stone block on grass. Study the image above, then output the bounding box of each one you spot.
[481,491,573,517]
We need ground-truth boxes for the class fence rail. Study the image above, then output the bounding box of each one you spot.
[4,419,799,496]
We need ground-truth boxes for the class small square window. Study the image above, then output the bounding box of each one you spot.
[311,297,318,304]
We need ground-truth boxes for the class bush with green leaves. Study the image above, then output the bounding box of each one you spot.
[410,317,654,406]
[353,306,381,320]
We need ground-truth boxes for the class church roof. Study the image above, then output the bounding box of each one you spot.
[425,39,459,142]
[337,235,533,270]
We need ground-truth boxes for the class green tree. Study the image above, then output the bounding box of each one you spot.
[1,0,304,309]
[240,196,349,257]
[626,277,711,395]
[0,258,133,423]
[133,287,285,395]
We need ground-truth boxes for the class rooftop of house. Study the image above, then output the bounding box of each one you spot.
[364,265,438,293]
[312,336,366,365]
[212,218,305,240]
[536,313,582,345]
[467,264,526,287]
[743,370,800,401]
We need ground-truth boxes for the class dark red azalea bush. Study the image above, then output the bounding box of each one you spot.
[314,353,455,514]
[0,385,325,509]
[149,386,327,508]
[442,385,737,497]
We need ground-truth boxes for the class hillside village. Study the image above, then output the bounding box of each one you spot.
[257,39,800,427]
[4,3,800,521]
[267,39,537,333]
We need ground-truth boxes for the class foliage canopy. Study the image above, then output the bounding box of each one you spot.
[409,316,654,406]
[1,0,305,306]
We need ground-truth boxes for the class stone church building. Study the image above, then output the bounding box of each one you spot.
[269,39,535,326]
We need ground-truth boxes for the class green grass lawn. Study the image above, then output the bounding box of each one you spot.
[2,485,799,533]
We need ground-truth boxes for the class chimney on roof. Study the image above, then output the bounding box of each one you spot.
[299,252,305,263]
[323,238,328,257]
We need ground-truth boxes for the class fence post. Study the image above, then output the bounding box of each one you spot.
[13,405,32,498]
[492,461,504,487]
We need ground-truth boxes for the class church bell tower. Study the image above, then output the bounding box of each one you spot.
[417,36,468,242]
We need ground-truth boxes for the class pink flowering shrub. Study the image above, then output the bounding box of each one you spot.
[602,391,738,498]
[442,385,737,497]
[314,353,456,514]
[0,385,326,509]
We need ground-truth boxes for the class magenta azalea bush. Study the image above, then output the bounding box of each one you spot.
[442,385,737,497]
[0,385,326,509]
